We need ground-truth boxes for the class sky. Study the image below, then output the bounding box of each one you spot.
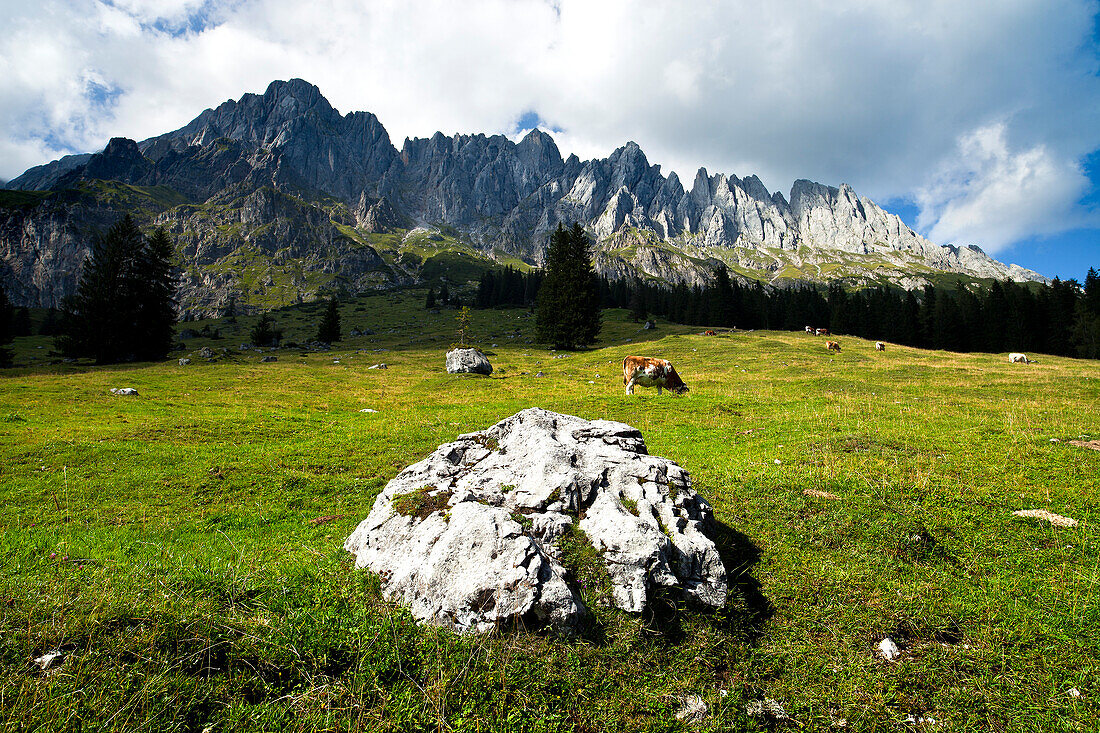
[1,0,1098,282]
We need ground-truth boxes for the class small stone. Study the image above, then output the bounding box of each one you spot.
[877,637,901,660]
[199,347,214,359]
[178,358,192,366]
[260,355,277,363]
[109,388,138,396]
[33,651,63,670]
[446,348,493,375]
[534,372,545,377]
[1049,438,1060,443]
[359,408,378,413]
[368,363,387,370]
[1069,688,1082,698]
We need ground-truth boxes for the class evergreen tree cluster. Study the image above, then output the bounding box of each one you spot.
[0,281,13,367]
[58,215,177,364]
[535,224,601,350]
[316,298,341,343]
[596,266,1100,359]
[476,266,544,308]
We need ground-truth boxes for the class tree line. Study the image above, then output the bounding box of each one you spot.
[478,256,1100,358]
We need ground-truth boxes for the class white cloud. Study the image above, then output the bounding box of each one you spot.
[0,0,1097,253]
[919,124,1094,252]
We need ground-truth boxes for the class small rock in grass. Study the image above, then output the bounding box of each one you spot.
[535,372,545,377]
[33,651,63,670]
[446,348,492,375]
[1049,438,1060,443]
[359,408,378,413]
[199,346,214,359]
[260,355,277,363]
[674,694,707,723]
[368,363,387,370]
[109,388,138,396]
[877,637,901,660]
[1012,509,1078,527]
[1069,688,1082,698]
[178,358,191,366]
[745,698,788,720]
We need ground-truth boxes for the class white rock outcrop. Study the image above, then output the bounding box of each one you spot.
[445,348,493,375]
[344,408,727,632]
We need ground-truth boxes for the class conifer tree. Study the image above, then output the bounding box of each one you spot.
[316,298,341,343]
[535,223,601,349]
[426,287,436,309]
[250,312,281,347]
[58,216,177,364]
[12,308,31,337]
[0,282,13,367]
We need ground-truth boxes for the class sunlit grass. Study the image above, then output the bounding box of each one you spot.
[1,291,1098,731]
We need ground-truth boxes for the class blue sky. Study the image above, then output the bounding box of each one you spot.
[1,0,1097,282]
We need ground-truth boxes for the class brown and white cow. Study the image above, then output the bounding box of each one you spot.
[623,356,689,395]
[816,328,831,336]
[703,330,717,336]
[875,341,886,351]
[805,326,815,333]
[825,340,841,353]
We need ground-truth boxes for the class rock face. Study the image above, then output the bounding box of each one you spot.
[344,408,728,632]
[445,348,493,375]
[2,78,1047,313]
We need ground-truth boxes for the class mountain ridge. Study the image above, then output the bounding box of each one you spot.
[2,78,1046,315]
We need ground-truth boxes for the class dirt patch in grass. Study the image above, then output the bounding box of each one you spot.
[1069,439,1100,451]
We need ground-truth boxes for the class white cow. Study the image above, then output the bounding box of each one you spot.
[875,342,886,351]
[1008,353,1031,364]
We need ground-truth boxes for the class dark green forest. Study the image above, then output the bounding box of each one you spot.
[477,265,1100,359]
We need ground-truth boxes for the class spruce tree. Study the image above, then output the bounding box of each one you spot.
[316,298,341,343]
[132,226,176,361]
[426,287,436,309]
[58,215,176,364]
[12,308,31,337]
[0,282,13,367]
[535,223,601,349]
[250,313,281,347]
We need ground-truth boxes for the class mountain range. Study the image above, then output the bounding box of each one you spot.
[1,78,1045,316]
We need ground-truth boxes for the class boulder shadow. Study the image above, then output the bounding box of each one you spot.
[708,519,774,643]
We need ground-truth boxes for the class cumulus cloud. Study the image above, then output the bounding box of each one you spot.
[0,0,1098,253]
[918,124,1094,252]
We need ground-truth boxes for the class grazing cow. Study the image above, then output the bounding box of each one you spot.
[875,342,886,351]
[623,356,689,395]
[805,326,814,333]
[816,328,830,336]
[1008,352,1031,364]
[825,340,841,353]
[704,330,716,336]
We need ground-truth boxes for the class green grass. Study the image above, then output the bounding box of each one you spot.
[1,297,1098,731]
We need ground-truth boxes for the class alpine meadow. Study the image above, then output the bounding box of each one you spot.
[3,2,1100,730]
[1,295,1098,732]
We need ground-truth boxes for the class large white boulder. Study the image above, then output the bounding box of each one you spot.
[445,348,493,375]
[344,408,727,632]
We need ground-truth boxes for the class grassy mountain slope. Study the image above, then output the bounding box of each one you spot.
[1,297,1098,731]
